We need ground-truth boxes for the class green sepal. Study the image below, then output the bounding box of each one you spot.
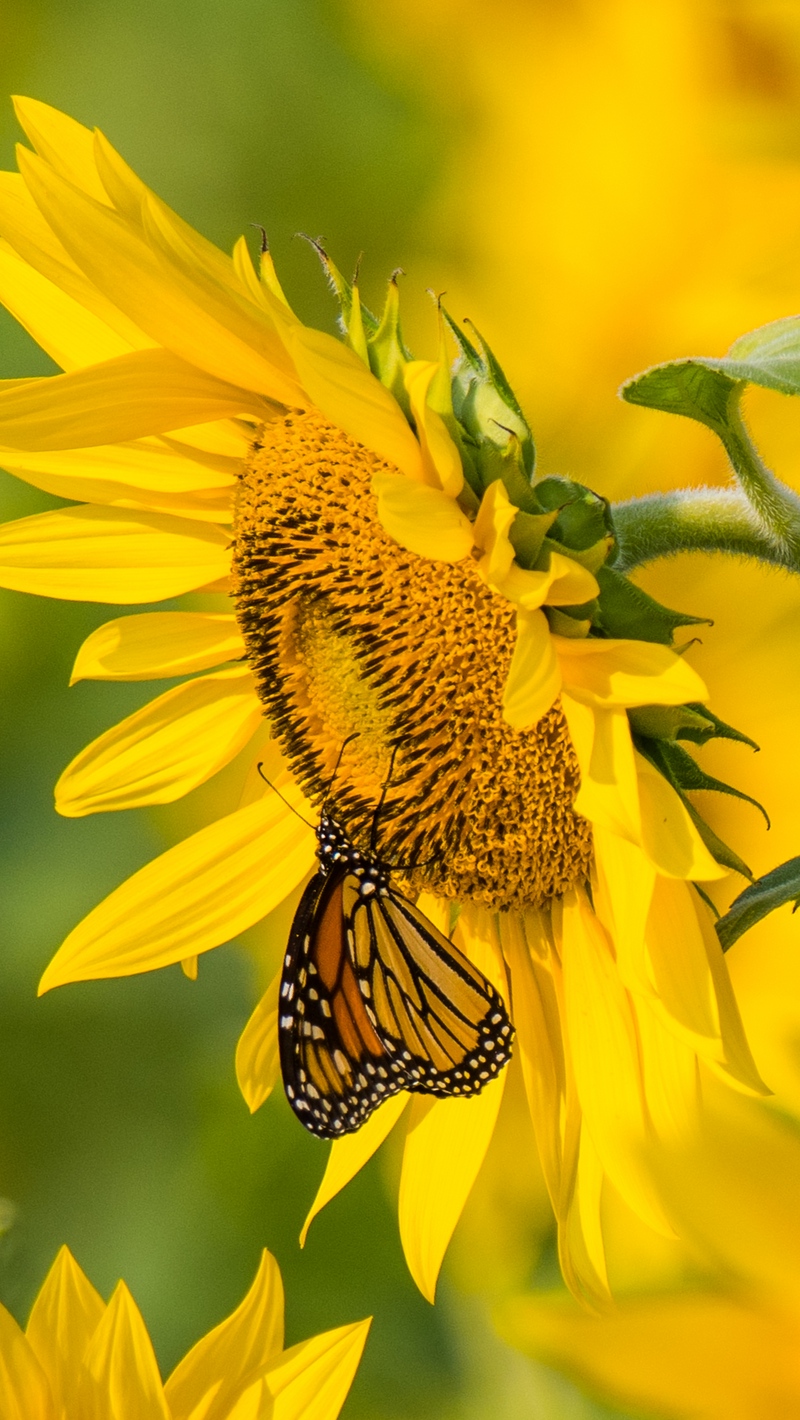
[593,565,709,645]
[442,307,536,478]
[534,477,614,553]
[716,855,800,951]
[686,801,754,882]
[303,236,379,335]
[635,740,755,880]
[628,704,721,743]
[367,273,413,417]
[541,534,613,575]
[643,738,770,829]
[546,606,594,638]
[475,438,541,513]
[693,882,721,920]
[509,508,560,568]
[680,703,759,751]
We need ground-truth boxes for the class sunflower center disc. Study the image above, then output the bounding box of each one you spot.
[232,409,592,910]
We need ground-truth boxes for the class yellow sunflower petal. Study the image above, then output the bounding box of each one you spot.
[472,479,516,583]
[0,1301,55,1420]
[14,95,110,203]
[18,146,303,405]
[502,607,561,729]
[635,751,726,881]
[0,505,230,603]
[286,324,425,480]
[634,991,701,1145]
[55,667,262,816]
[83,1282,170,1420]
[25,1246,105,1418]
[38,785,315,991]
[236,972,281,1113]
[556,636,708,708]
[570,1124,609,1295]
[591,825,656,997]
[560,889,671,1236]
[398,1077,506,1303]
[691,897,770,1097]
[0,171,150,352]
[0,439,236,494]
[561,698,642,845]
[0,348,264,451]
[299,1094,410,1247]
[165,1250,284,1420]
[403,360,463,496]
[71,612,244,683]
[263,1320,371,1420]
[372,470,473,562]
[0,237,134,369]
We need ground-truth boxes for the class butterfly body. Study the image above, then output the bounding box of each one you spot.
[279,810,514,1138]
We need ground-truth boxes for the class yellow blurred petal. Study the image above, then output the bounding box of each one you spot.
[0,171,150,352]
[398,1077,506,1303]
[56,667,262,816]
[0,347,265,451]
[165,1250,284,1420]
[72,612,244,684]
[0,1300,55,1420]
[236,972,281,1113]
[19,146,303,405]
[636,750,726,881]
[556,635,708,708]
[14,96,110,202]
[560,889,670,1235]
[692,896,769,1097]
[499,1291,799,1420]
[635,992,701,1145]
[0,505,230,603]
[264,1320,371,1420]
[39,784,315,990]
[646,876,721,1041]
[500,911,565,1210]
[403,359,463,495]
[502,607,561,729]
[0,237,133,369]
[591,825,655,997]
[372,470,473,561]
[181,956,198,981]
[571,1124,609,1295]
[25,1245,105,1418]
[562,697,641,845]
[83,1282,170,1420]
[300,1094,409,1247]
[285,323,424,479]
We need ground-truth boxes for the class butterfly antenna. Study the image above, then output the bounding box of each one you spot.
[369,743,400,854]
[321,732,359,812]
[256,763,316,829]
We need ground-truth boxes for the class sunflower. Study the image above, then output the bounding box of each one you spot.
[0,1243,369,1419]
[0,96,767,1305]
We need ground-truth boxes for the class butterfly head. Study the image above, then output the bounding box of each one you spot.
[316,810,392,897]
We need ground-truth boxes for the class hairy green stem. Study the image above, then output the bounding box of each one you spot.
[719,390,800,560]
[611,487,797,573]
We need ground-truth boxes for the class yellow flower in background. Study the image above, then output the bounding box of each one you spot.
[0,1244,369,1419]
[498,1098,800,1420]
[0,94,773,1309]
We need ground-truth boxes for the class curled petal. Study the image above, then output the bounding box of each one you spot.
[502,608,561,729]
[372,471,473,562]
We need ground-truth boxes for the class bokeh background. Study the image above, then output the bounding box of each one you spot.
[3,2,800,1416]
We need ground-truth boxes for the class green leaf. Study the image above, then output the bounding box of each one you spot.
[716,855,800,951]
[593,565,709,645]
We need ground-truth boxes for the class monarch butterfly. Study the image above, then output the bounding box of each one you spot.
[276,771,514,1138]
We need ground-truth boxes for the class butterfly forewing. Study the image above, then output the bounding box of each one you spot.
[278,813,514,1138]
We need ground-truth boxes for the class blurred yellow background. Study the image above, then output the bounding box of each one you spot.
[3,2,800,1417]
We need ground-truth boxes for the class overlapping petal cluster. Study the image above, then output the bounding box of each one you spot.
[0,1245,369,1420]
[0,95,768,1305]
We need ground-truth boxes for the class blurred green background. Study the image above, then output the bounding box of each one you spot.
[0,1,619,1417]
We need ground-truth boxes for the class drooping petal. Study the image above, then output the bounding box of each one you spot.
[372,471,473,562]
[560,890,671,1236]
[0,1301,55,1420]
[561,697,642,845]
[0,348,265,451]
[25,1246,105,1418]
[0,505,230,602]
[38,784,315,991]
[398,1078,506,1303]
[591,825,656,998]
[82,1282,170,1420]
[285,323,424,480]
[236,972,281,1113]
[556,636,708,708]
[634,991,701,1146]
[71,612,245,682]
[165,1251,284,1420]
[636,751,726,881]
[299,1094,410,1247]
[402,360,463,495]
[18,146,304,404]
[502,608,561,729]
[263,1320,371,1420]
[55,667,262,816]
[0,237,135,369]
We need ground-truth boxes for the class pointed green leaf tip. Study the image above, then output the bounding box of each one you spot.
[717,855,800,951]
